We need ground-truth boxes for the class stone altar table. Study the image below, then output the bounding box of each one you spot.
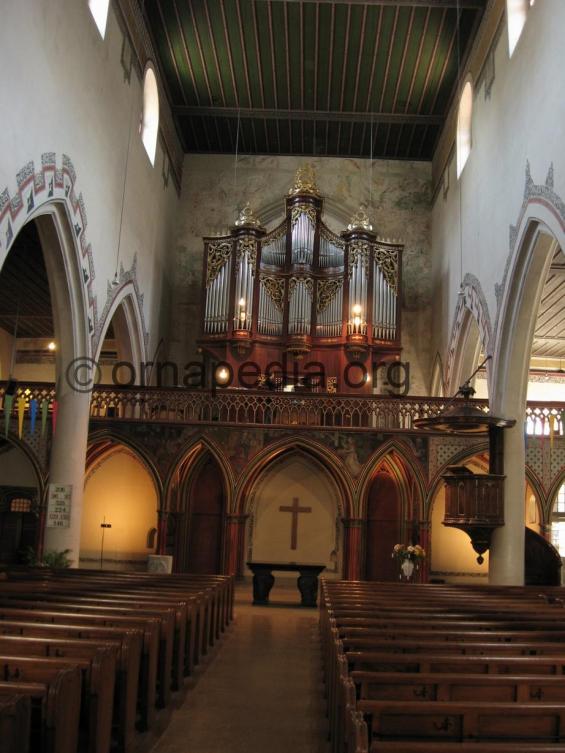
[246,561,326,607]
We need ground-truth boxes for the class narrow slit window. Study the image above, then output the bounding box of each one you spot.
[141,66,159,166]
[507,0,529,57]
[88,0,110,39]
[456,80,473,179]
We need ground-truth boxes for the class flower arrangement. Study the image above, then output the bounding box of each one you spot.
[391,543,426,562]
[392,544,426,580]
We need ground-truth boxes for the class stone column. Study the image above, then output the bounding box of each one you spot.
[419,520,431,583]
[343,518,364,581]
[42,385,91,567]
[541,523,552,543]
[156,509,169,555]
[488,422,526,585]
[224,514,248,576]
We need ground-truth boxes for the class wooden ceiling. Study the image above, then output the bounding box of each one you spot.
[141,0,486,160]
[0,222,53,339]
[532,248,565,360]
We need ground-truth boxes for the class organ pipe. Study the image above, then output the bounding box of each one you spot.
[200,172,402,367]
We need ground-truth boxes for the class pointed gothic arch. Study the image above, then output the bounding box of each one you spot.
[357,442,427,581]
[81,438,160,570]
[234,436,354,519]
[86,430,163,497]
[431,352,446,397]
[162,438,234,573]
[489,166,565,582]
[243,449,345,577]
[95,274,148,369]
[446,274,493,396]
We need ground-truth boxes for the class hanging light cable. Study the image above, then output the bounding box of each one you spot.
[369,111,374,213]
[233,108,241,221]
[112,88,136,287]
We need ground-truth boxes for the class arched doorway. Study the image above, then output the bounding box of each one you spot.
[244,451,342,579]
[0,202,92,562]
[80,444,159,570]
[0,440,42,564]
[364,468,401,581]
[177,452,226,574]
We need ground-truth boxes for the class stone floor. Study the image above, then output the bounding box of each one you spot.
[148,580,331,753]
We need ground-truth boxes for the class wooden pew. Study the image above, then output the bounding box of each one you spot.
[0,605,159,731]
[33,570,232,651]
[0,579,195,683]
[358,699,565,744]
[0,596,174,708]
[352,670,565,702]
[347,650,565,675]
[370,744,565,752]
[5,574,215,672]
[0,666,81,753]
[341,636,565,656]
[0,651,115,753]
[0,620,141,753]
[0,694,31,753]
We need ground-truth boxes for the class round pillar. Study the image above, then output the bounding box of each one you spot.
[156,509,169,555]
[419,520,431,583]
[43,386,91,567]
[488,421,526,585]
[343,518,364,580]
[224,514,248,576]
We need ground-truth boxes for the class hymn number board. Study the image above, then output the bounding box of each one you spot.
[46,484,72,528]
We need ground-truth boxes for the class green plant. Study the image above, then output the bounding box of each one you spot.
[23,546,73,568]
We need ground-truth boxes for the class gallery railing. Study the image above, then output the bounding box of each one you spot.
[1,382,563,433]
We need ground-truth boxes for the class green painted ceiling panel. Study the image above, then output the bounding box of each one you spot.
[145,0,486,160]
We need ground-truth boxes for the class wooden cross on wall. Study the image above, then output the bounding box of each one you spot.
[279,497,312,550]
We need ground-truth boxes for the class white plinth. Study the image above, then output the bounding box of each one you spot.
[147,555,173,573]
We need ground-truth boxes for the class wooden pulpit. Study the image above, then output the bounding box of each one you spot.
[442,465,505,564]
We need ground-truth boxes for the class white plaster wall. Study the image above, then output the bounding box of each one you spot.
[173,154,432,394]
[246,454,341,579]
[0,0,178,358]
[431,0,565,389]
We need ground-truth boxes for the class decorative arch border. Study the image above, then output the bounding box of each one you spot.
[494,162,565,338]
[431,352,446,397]
[233,436,354,519]
[94,257,149,363]
[356,438,427,521]
[0,154,98,344]
[163,436,235,514]
[446,273,493,394]
[86,428,164,499]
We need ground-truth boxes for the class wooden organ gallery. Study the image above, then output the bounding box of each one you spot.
[199,167,403,393]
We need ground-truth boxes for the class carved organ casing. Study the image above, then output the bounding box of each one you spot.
[199,168,403,394]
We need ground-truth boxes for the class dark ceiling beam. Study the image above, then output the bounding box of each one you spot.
[254,1,485,9]
[173,105,443,126]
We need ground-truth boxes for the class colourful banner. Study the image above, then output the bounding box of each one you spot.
[30,399,38,434]
[41,400,49,438]
[549,414,556,449]
[17,396,26,439]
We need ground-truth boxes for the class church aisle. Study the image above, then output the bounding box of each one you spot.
[148,583,331,753]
